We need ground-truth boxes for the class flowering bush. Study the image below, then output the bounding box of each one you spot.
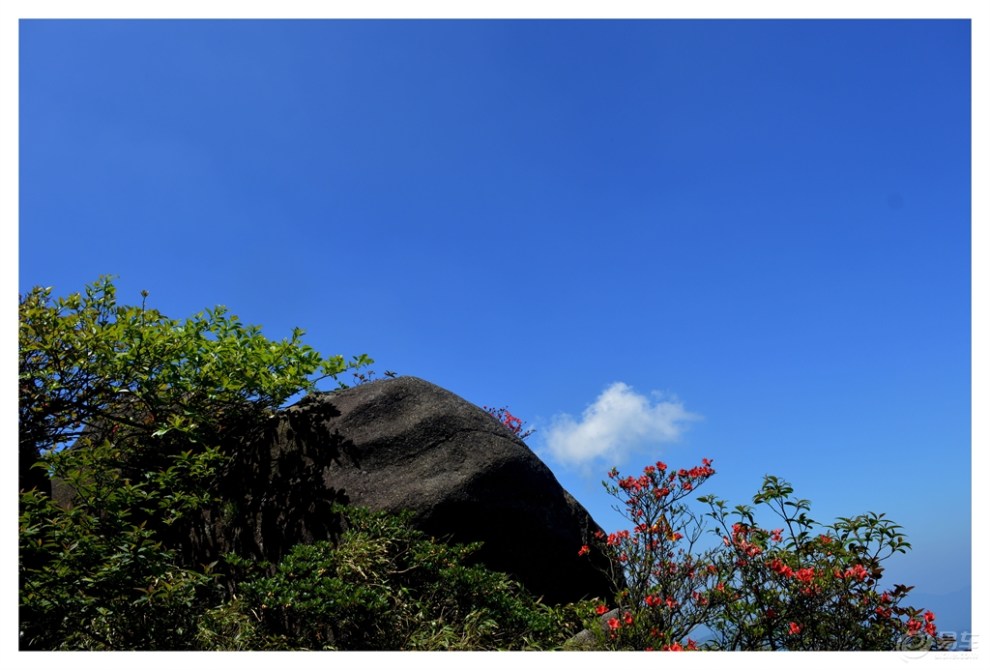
[699,475,936,650]
[577,459,720,650]
[579,460,939,651]
[483,405,535,440]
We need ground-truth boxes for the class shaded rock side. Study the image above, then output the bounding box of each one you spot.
[229,376,614,605]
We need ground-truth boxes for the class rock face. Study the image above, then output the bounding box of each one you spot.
[218,376,615,605]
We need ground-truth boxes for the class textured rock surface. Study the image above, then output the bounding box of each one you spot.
[221,376,615,605]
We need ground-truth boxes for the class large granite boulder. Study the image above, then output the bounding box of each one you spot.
[215,376,615,605]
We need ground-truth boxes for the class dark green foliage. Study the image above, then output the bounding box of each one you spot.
[19,441,227,649]
[228,506,582,650]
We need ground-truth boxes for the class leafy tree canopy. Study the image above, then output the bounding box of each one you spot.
[19,275,370,492]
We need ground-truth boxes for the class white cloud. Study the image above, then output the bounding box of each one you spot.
[543,382,699,468]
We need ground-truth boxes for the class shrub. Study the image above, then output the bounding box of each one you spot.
[578,459,939,651]
[231,505,582,650]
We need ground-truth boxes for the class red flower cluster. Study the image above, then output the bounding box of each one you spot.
[843,564,869,582]
[611,459,715,498]
[725,523,763,558]
[483,405,535,439]
[767,557,794,579]
[605,529,630,546]
[906,612,936,637]
[503,411,522,433]
[661,639,698,651]
[604,609,639,639]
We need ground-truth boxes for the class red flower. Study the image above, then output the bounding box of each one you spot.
[618,476,640,492]
[767,558,793,578]
[788,622,802,635]
[577,545,590,557]
[595,604,609,615]
[924,610,935,623]
[844,564,869,582]
[770,528,783,542]
[608,617,620,631]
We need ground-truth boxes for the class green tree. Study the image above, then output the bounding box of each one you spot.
[19,276,369,494]
[18,276,371,649]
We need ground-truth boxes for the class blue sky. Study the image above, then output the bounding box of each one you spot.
[16,18,974,640]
